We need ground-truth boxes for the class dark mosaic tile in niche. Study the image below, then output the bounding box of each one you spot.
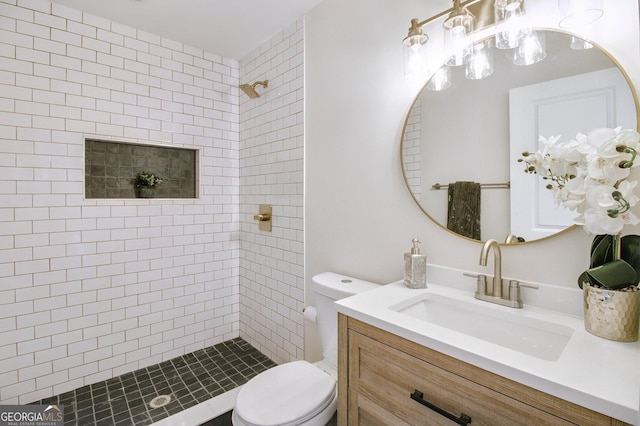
[85,139,198,199]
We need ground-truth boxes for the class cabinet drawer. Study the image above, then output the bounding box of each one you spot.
[348,388,411,426]
[348,330,573,426]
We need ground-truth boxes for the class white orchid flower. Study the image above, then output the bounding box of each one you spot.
[586,127,620,149]
[617,179,639,207]
[521,127,640,235]
[616,128,640,152]
[620,209,640,227]
[583,208,624,235]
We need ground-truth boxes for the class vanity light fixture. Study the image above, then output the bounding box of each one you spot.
[558,0,604,28]
[402,0,519,81]
[403,0,601,83]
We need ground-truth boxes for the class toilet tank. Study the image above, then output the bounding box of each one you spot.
[312,272,379,367]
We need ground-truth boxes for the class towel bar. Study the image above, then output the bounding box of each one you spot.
[432,182,510,190]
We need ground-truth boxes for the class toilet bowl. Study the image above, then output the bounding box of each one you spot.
[231,272,379,426]
[232,360,337,426]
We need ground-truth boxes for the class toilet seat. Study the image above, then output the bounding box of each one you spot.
[233,360,336,426]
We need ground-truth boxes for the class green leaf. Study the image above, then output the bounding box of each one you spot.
[585,259,638,290]
[578,234,640,289]
[590,234,614,267]
[577,271,588,289]
[621,235,640,285]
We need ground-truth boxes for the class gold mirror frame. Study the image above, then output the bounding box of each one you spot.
[400,29,640,245]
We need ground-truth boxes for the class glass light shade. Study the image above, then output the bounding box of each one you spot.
[466,41,494,80]
[443,9,474,66]
[426,66,451,91]
[512,29,546,66]
[494,0,525,49]
[402,24,429,79]
[403,41,429,80]
[403,32,428,50]
[570,35,593,50]
[558,0,603,28]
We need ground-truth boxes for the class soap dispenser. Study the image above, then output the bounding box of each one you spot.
[404,238,427,289]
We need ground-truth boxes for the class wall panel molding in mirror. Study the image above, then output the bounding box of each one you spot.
[85,139,198,199]
[401,30,638,244]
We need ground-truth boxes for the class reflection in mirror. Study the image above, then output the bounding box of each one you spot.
[401,30,637,244]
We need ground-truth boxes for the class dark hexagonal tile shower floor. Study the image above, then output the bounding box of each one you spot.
[33,338,276,425]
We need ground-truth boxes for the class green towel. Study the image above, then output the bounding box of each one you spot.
[447,181,481,240]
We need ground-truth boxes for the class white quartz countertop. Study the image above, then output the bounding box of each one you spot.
[336,277,640,424]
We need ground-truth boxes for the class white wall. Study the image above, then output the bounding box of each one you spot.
[0,0,240,404]
[305,0,640,293]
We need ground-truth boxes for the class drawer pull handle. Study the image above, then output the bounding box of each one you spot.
[410,390,472,425]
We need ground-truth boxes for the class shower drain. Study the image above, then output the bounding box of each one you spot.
[148,394,172,409]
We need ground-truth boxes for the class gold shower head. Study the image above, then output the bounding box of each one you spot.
[239,80,268,99]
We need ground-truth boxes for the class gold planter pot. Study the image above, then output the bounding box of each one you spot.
[583,282,640,342]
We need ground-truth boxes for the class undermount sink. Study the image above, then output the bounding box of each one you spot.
[389,292,574,361]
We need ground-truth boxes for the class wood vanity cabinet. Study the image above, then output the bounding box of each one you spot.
[337,314,630,426]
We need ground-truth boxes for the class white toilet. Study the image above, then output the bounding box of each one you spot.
[231,272,379,426]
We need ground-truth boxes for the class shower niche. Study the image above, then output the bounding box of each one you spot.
[85,139,198,199]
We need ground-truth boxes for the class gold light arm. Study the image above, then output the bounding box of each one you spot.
[407,0,485,33]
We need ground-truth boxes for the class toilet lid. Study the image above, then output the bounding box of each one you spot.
[235,360,336,426]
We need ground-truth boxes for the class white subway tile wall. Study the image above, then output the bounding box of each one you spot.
[238,19,305,364]
[402,97,422,202]
[0,0,247,404]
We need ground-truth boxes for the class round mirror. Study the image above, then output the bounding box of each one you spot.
[401,29,638,244]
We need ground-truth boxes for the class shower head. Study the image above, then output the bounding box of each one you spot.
[239,80,268,99]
